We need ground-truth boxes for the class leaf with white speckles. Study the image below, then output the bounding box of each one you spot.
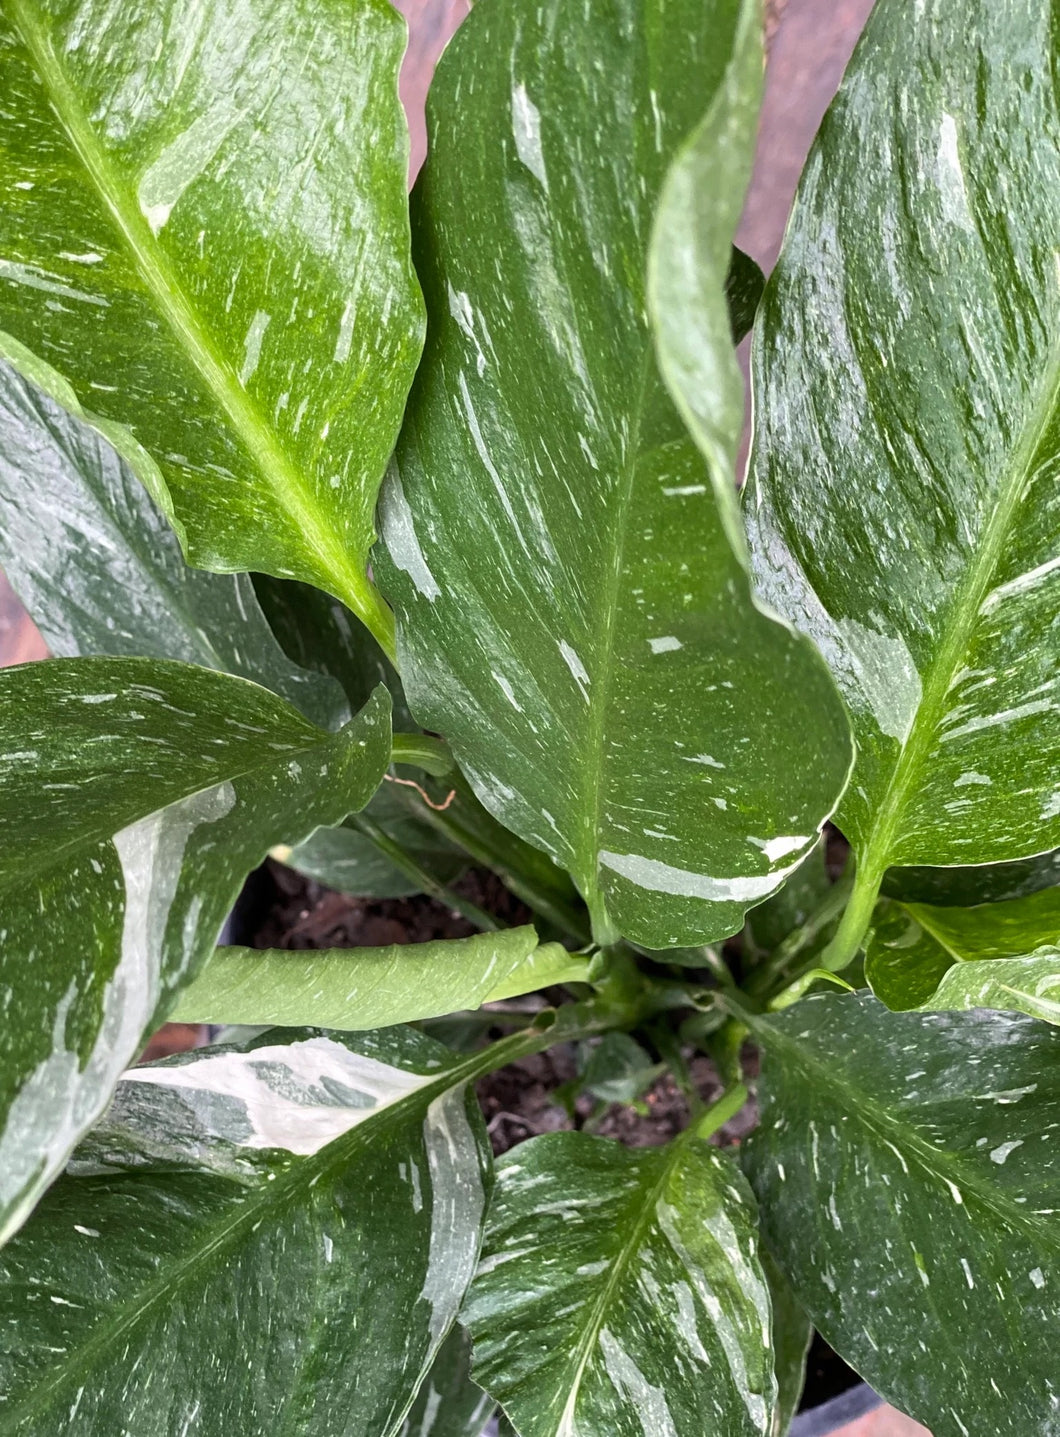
[376,0,852,949]
[745,0,1060,924]
[170,927,589,1030]
[0,0,423,651]
[251,574,580,912]
[0,661,390,1245]
[867,884,1060,1009]
[0,351,346,729]
[0,1025,491,1435]
[463,1131,776,1437]
[743,993,1060,1437]
[921,951,1060,1026]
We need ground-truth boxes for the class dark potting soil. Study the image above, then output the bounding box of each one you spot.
[184,858,864,1415]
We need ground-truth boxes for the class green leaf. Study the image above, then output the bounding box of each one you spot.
[170,927,589,1029]
[0,1025,492,1434]
[254,573,415,726]
[725,247,766,346]
[863,900,955,1010]
[0,660,389,1243]
[761,1253,812,1437]
[743,992,1060,1437]
[285,798,467,901]
[376,0,853,949]
[251,575,478,896]
[0,0,424,650]
[463,1130,776,1437]
[0,351,346,729]
[882,847,1060,907]
[578,1033,665,1105]
[921,952,1060,1025]
[745,0,1060,945]
[401,1326,495,1437]
[252,577,581,915]
[907,883,1060,960]
[867,883,1060,1009]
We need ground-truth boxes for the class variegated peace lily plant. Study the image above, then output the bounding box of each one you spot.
[0,0,1057,1432]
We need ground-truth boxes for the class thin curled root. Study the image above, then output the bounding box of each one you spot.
[383,773,457,811]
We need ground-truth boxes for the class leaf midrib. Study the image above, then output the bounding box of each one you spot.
[580,342,657,937]
[757,1015,1060,1254]
[856,272,1060,879]
[7,0,371,616]
[546,1134,690,1436]
[0,1053,486,1434]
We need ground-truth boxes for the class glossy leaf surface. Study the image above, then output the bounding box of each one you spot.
[0,1026,491,1435]
[254,574,412,725]
[377,0,852,948]
[0,350,346,728]
[745,0,1060,887]
[907,884,1060,959]
[0,0,423,643]
[253,578,566,906]
[744,993,1060,1437]
[171,928,589,1029]
[923,952,1060,1026]
[867,884,1060,1008]
[745,841,832,961]
[863,901,956,1010]
[0,662,389,1243]
[464,1131,775,1437]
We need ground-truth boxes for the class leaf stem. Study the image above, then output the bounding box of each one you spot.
[744,870,853,1000]
[350,813,500,931]
[819,860,883,973]
[351,581,399,668]
[463,999,636,1082]
[693,1082,748,1141]
[390,733,454,777]
[399,777,593,945]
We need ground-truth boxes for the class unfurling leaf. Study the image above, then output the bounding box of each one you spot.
[377,0,852,949]
[0,662,389,1243]
[172,927,590,1030]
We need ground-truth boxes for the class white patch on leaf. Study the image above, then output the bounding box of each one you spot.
[121,1037,432,1156]
[511,83,547,188]
[380,465,441,601]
